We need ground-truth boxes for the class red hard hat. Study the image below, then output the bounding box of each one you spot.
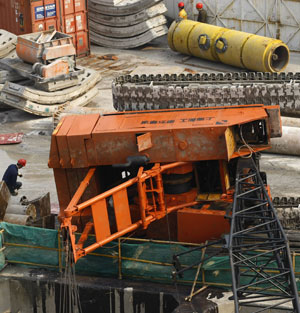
[17,159,26,167]
[178,2,185,8]
[196,3,203,9]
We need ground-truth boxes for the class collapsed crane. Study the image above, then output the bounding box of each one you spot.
[49,103,300,312]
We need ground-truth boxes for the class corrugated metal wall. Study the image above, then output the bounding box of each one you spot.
[163,0,300,52]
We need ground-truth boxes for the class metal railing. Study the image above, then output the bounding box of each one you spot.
[1,229,300,294]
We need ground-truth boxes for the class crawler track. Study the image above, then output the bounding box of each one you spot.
[112,72,300,116]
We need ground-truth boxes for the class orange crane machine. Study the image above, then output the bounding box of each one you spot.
[49,104,300,312]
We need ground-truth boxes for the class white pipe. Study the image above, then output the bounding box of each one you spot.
[281,117,300,128]
[6,204,36,219]
[269,126,300,156]
[3,213,33,225]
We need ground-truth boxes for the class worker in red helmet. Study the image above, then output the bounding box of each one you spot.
[2,159,26,195]
[178,2,188,20]
[196,2,207,23]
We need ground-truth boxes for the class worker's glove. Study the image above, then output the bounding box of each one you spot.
[18,174,23,178]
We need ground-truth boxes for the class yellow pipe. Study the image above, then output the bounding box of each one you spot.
[168,20,289,73]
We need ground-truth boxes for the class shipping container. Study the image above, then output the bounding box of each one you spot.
[164,0,300,52]
[0,0,89,57]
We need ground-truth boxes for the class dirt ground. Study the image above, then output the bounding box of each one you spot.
[1,35,300,211]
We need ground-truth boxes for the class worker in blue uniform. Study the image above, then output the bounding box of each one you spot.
[2,159,26,195]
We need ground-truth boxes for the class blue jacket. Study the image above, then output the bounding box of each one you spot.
[2,164,18,193]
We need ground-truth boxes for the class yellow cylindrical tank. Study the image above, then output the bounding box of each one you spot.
[168,20,289,72]
[188,22,227,61]
[215,29,252,68]
[242,35,289,72]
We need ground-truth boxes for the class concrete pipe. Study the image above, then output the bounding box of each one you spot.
[281,117,300,128]
[168,20,289,72]
[269,126,300,156]
[6,204,36,220]
[3,213,33,225]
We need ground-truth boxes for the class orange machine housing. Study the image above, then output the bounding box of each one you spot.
[49,105,282,261]
[0,0,89,57]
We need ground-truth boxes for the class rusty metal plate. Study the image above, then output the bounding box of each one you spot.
[0,132,23,144]
[90,106,268,165]
[94,106,267,131]
[49,106,269,168]
[137,132,153,152]
[67,114,100,168]
[177,207,230,243]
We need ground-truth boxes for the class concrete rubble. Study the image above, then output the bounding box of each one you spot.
[89,0,168,48]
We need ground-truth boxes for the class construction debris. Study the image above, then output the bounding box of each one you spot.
[97,54,118,60]
[0,133,23,145]
[89,0,168,48]
[0,69,101,117]
[0,30,101,118]
[0,57,83,91]
[0,30,17,59]
[1,193,53,229]
[16,30,77,80]
[0,30,83,92]
[0,68,22,84]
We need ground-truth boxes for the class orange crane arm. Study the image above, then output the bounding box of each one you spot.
[61,162,197,262]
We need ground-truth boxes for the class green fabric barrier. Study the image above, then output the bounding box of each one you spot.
[0,222,59,268]
[0,222,299,291]
[0,222,207,284]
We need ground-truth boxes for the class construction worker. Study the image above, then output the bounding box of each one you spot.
[178,2,188,20]
[196,3,207,23]
[2,159,26,196]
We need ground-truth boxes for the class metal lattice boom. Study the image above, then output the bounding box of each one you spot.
[228,157,300,313]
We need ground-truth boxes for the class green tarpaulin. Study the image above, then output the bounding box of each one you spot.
[1,222,299,290]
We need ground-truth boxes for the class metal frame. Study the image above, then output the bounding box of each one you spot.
[228,157,300,312]
[62,162,198,262]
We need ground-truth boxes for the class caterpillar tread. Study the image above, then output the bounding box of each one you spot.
[112,72,300,116]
